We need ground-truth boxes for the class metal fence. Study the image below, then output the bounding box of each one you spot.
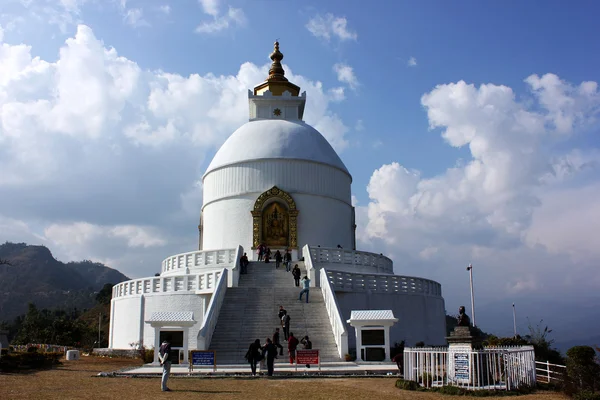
[403,345,536,390]
[535,360,566,384]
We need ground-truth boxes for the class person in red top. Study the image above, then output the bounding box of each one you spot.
[287,332,299,364]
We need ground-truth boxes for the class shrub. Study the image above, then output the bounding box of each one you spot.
[565,346,600,397]
[141,347,154,364]
[573,391,600,400]
[395,379,419,391]
[0,351,62,372]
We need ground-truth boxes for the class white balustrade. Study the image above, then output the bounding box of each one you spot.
[319,268,348,359]
[403,345,536,390]
[325,269,442,297]
[161,248,239,275]
[197,268,228,350]
[112,269,224,299]
[306,245,393,274]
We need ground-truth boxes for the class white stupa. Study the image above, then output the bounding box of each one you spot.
[109,43,446,364]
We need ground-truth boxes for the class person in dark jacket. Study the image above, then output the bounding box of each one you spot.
[274,250,282,269]
[300,335,312,349]
[262,338,278,376]
[282,313,291,341]
[292,264,301,287]
[273,327,284,356]
[245,339,262,376]
[158,338,172,391]
[284,250,292,271]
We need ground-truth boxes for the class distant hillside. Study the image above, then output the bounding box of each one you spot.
[0,242,129,322]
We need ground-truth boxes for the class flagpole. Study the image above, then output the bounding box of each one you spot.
[512,303,517,338]
[467,264,476,327]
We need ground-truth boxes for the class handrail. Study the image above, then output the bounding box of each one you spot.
[112,269,224,298]
[535,360,566,383]
[197,268,228,350]
[320,268,348,359]
[161,248,238,275]
[302,244,318,286]
[307,245,394,274]
[325,269,443,296]
[231,245,243,287]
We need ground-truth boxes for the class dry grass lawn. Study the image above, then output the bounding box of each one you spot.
[0,356,569,400]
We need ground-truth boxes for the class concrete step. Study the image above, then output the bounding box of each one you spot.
[209,261,341,363]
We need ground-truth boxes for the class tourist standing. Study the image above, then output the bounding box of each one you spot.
[298,275,311,303]
[273,327,284,356]
[300,335,312,349]
[292,264,301,287]
[274,250,282,269]
[158,338,172,392]
[258,244,264,261]
[282,313,291,341]
[245,339,262,376]
[240,252,249,274]
[287,332,299,364]
[284,250,292,271]
[262,338,278,376]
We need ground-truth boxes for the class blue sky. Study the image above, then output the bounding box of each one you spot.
[1,0,600,344]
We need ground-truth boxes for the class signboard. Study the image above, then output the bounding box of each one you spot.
[453,353,470,381]
[189,350,216,372]
[295,349,320,371]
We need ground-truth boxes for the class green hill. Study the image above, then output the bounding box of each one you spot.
[0,242,129,322]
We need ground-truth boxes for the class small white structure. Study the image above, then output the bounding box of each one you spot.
[347,310,398,362]
[146,311,196,365]
[65,350,80,361]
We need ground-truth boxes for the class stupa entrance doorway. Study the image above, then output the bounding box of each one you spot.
[251,186,298,250]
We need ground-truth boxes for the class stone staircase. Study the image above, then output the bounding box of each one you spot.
[209,261,341,364]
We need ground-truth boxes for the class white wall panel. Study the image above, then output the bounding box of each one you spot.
[336,292,447,349]
[202,159,351,207]
[202,193,353,252]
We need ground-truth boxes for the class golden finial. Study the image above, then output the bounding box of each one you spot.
[268,41,288,82]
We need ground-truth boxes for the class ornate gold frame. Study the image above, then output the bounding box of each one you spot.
[251,186,298,249]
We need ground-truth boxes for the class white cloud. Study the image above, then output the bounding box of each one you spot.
[124,8,149,27]
[408,56,417,67]
[158,5,171,14]
[198,0,219,17]
[306,13,357,42]
[361,73,600,303]
[0,24,351,277]
[333,63,359,90]
[0,24,4,42]
[195,4,246,34]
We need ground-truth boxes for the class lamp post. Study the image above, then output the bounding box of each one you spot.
[466,264,476,327]
[512,303,517,338]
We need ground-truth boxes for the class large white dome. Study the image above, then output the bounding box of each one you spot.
[204,119,349,176]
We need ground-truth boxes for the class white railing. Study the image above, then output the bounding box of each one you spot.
[307,245,393,274]
[325,269,442,296]
[230,245,243,287]
[535,360,566,383]
[112,269,224,299]
[403,346,536,390]
[320,268,348,359]
[161,248,238,275]
[197,269,228,350]
[303,245,319,286]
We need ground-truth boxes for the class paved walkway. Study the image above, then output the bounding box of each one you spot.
[115,362,399,377]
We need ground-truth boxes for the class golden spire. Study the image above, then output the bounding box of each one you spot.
[267,41,288,82]
[253,41,300,96]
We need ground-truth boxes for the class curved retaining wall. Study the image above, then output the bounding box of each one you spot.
[324,269,446,349]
